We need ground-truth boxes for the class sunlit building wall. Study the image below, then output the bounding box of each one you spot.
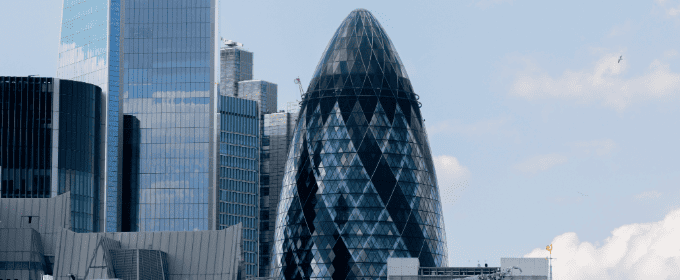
[119,0,220,233]
[219,46,253,97]
[57,0,121,232]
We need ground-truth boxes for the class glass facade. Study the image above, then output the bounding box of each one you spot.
[237,80,278,115]
[271,9,448,280]
[218,95,260,276]
[57,0,122,232]
[219,46,253,97]
[259,111,299,277]
[1,77,103,233]
[120,0,219,233]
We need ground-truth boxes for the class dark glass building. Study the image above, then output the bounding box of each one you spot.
[218,95,261,276]
[271,9,448,280]
[0,76,103,233]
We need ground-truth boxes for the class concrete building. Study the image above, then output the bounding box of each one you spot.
[386,258,548,280]
[0,193,244,280]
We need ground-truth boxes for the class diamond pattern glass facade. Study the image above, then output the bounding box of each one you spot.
[271,9,448,280]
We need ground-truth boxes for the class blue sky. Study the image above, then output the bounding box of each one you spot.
[3,0,680,277]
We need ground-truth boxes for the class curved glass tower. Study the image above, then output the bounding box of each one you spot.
[271,9,447,280]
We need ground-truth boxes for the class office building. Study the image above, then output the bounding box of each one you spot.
[0,193,244,280]
[258,108,299,276]
[220,42,253,97]
[237,80,278,115]
[1,76,103,233]
[57,0,122,233]
[118,0,219,233]
[270,9,448,280]
[218,39,282,277]
[218,95,261,276]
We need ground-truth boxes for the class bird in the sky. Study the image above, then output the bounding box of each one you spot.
[618,55,623,63]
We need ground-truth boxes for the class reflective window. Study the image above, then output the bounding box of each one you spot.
[218,95,260,276]
[57,0,121,232]
[271,9,448,280]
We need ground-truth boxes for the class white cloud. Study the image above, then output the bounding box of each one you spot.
[514,153,568,174]
[510,54,680,110]
[573,139,618,156]
[656,0,680,16]
[635,190,663,200]
[433,155,470,204]
[523,207,680,279]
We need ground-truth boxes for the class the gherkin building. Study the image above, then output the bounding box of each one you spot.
[271,8,448,280]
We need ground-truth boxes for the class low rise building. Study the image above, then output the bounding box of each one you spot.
[0,193,244,280]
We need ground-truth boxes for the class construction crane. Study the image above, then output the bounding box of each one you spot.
[294,77,305,98]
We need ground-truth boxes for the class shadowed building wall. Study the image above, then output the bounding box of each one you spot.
[1,77,102,233]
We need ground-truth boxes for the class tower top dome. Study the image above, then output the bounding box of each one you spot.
[305,7,415,101]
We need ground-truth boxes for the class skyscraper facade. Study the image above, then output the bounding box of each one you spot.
[57,0,122,232]
[237,80,278,115]
[0,76,103,233]
[259,109,299,276]
[271,9,448,280]
[119,0,219,233]
[218,95,261,276]
[220,45,253,97]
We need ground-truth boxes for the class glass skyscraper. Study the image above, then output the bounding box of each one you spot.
[57,0,121,232]
[218,95,260,276]
[259,109,299,277]
[237,80,278,115]
[120,0,219,233]
[271,9,448,280]
[220,45,253,97]
[1,76,103,233]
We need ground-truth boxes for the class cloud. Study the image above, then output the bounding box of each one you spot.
[656,0,680,16]
[433,155,470,204]
[635,190,663,200]
[510,54,680,111]
[514,153,568,174]
[523,207,680,279]
[573,139,618,156]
